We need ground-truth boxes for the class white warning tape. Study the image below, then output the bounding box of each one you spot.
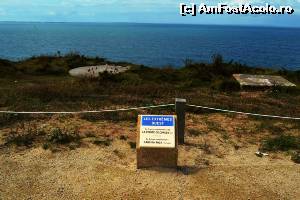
[187,104,300,120]
[0,104,175,114]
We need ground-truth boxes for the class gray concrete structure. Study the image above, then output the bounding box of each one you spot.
[233,74,296,87]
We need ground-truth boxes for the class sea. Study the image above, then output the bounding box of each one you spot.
[0,22,299,70]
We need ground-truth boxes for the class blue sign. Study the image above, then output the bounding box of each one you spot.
[141,115,174,126]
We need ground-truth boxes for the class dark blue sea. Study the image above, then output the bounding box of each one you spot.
[0,22,299,70]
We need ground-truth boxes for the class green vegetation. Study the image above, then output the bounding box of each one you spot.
[5,124,82,150]
[128,141,136,149]
[5,123,43,147]
[119,135,128,140]
[0,53,299,126]
[257,120,285,135]
[47,127,80,145]
[2,53,299,85]
[80,111,141,123]
[93,137,112,146]
[188,128,204,136]
[260,135,300,152]
[1,52,299,166]
[260,135,300,164]
[0,52,142,77]
[291,152,300,163]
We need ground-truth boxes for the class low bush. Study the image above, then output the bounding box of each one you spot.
[119,135,128,140]
[291,152,300,164]
[128,141,136,149]
[258,121,284,135]
[0,113,29,128]
[47,128,80,144]
[93,137,112,146]
[188,128,204,136]
[6,129,35,146]
[211,79,240,92]
[5,123,44,146]
[81,110,139,122]
[270,85,300,96]
[42,143,50,150]
[260,135,300,152]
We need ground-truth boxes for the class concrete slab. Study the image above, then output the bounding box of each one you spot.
[233,74,296,87]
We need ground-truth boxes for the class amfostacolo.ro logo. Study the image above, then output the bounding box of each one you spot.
[180,3,295,16]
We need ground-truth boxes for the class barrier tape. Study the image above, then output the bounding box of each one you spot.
[0,104,175,114]
[187,104,300,120]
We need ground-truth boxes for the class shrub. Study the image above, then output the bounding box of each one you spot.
[128,141,136,149]
[0,113,28,127]
[260,135,300,152]
[291,152,300,164]
[6,129,35,146]
[271,85,300,96]
[47,128,80,144]
[119,135,128,140]
[93,137,112,146]
[258,121,284,135]
[212,54,223,67]
[211,79,240,91]
[81,111,139,122]
[97,71,118,82]
[42,143,50,150]
[110,72,143,85]
[188,128,203,136]
[5,124,41,147]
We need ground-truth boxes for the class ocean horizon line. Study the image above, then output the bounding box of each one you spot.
[0,21,300,29]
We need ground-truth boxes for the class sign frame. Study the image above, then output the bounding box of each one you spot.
[136,115,178,168]
[139,115,176,148]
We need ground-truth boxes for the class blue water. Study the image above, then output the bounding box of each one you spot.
[0,22,299,70]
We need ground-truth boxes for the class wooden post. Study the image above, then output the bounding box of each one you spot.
[175,98,186,144]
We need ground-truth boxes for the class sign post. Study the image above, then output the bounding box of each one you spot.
[137,115,178,168]
[175,98,186,144]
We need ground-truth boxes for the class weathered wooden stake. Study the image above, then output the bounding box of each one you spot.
[175,98,186,144]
